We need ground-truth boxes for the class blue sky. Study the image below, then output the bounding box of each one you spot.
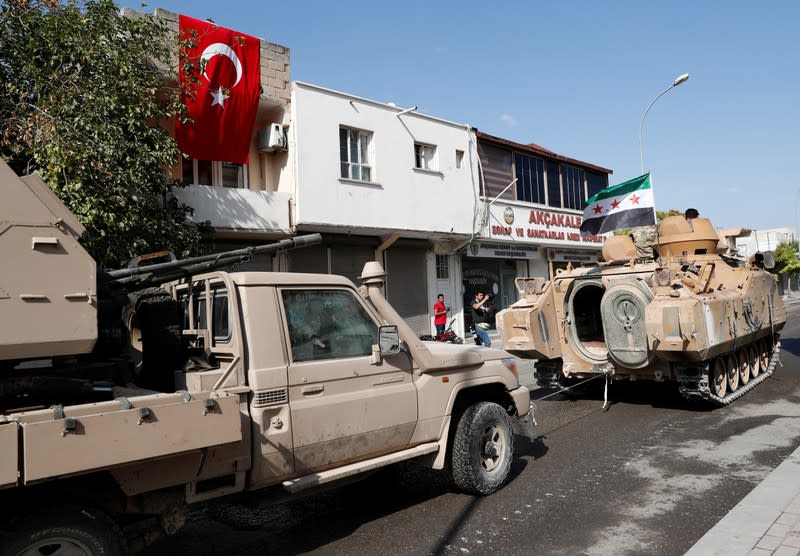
[138,0,800,233]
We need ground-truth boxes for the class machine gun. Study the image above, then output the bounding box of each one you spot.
[105,233,322,292]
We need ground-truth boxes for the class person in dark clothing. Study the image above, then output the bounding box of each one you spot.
[471,292,492,347]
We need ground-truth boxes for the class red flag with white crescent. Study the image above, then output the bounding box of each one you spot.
[176,15,260,164]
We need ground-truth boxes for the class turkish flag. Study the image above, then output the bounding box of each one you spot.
[176,15,260,164]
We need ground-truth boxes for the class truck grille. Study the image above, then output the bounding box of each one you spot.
[252,388,288,408]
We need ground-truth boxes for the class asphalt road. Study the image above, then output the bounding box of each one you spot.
[145,300,800,556]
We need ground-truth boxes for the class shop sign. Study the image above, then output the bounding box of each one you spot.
[548,248,601,263]
[466,241,539,259]
[487,204,606,247]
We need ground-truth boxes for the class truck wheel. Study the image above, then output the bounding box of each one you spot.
[3,505,127,555]
[451,401,514,495]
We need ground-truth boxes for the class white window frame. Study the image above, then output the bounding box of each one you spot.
[182,159,248,188]
[435,254,449,280]
[340,126,374,182]
[414,142,438,171]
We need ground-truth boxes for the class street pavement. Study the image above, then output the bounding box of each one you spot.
[684,292,800,556]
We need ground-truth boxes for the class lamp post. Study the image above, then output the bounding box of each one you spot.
[639,73,689,174]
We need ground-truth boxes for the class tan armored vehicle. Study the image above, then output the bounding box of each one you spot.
[0,160,531,554]
[497,213,785,405]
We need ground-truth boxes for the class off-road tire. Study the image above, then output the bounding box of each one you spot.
[1,505,128,556]
[451,401,514,495]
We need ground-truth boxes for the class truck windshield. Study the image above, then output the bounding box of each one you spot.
[282,289,378,362]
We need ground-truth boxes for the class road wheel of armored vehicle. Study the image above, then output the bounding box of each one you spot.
[726,352,740,392]
[451,401,513,496]
[738,347,752,385]
[3,505,127,556]
[758,339,771,373]
[710,357,727,397]
[749,344,761,378]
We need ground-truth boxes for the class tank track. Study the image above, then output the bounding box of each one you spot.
[678,341,781,406]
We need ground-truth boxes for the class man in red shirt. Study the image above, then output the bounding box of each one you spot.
[433,294,447,336]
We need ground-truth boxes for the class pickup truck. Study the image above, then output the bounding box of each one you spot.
[0,219,531,555]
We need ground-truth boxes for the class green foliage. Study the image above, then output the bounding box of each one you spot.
[614,209,681,236]
[0,0,206,267]
[656,209,682,220]
[774,241,800,275]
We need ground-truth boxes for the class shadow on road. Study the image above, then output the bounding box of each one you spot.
[144,440,539,556]
[531,380,714,412]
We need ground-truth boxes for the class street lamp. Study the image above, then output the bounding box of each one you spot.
[639,73,689,174]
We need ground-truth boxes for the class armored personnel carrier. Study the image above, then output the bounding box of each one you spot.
[497,213,786,405]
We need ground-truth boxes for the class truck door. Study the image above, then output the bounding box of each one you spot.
[282,288,416,474]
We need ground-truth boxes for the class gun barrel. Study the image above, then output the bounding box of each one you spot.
[105,233,322,287]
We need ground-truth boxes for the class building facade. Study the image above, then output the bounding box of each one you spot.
[284,82,481,334]
[144,8,616,337]
[465,132,612,328]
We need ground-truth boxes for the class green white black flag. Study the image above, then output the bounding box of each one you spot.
[579,173,656,235]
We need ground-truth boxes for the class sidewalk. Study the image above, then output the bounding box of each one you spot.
[686,444,800,555]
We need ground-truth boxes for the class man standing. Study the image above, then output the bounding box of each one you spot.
[433,294,447,336]
[471,292,492,347]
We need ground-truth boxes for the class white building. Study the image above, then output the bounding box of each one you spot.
[735,228,795,257]
[282,82,482,334]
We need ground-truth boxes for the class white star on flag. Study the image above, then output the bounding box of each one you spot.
[209,87,229,108]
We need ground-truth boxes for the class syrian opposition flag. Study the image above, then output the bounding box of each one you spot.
[176,15,261,164]
[579,173,656,235]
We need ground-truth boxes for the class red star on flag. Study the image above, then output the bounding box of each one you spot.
[593,204,603,214]
[610,199,621,210]
[630,194,640,205]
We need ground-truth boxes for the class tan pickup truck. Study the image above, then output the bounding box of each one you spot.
[0,159,531,554]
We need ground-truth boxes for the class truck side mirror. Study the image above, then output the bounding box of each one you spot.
[378,325,400,355]
[761,251,775,270]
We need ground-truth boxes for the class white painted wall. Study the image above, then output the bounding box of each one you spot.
[172,185,291,233]
[288,82,479,236]
[735,228,795,257]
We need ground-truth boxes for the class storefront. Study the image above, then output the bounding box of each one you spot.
[464,203,606,328]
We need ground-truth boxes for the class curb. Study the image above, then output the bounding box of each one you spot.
[685,445,800,555]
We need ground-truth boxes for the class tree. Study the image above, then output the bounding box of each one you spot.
[0,0,205,268]
[774,241,800,276]
[614,208,682,236]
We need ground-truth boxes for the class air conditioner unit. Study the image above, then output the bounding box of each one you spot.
[257,123,286,152]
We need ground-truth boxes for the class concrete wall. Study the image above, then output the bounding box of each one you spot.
[735,228,795,257]
[288,82,480,236]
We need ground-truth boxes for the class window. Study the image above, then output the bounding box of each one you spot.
[283,289,378,362]
[340,127,373,181]
[436,254,449,279]
[587,171,608,203]
[181,159,247,188]
[561,165,586,210]
[181,289,231,342]
[414,142,437,170]
[455,150,464,169]
[514,153,546,204]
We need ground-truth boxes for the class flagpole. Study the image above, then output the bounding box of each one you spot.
[648,172,658,226]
